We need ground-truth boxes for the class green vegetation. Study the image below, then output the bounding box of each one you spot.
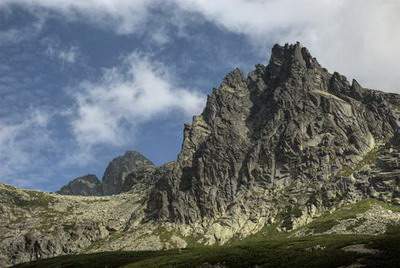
[1,186,57,208]
[14,251,172,268]
[304,199,400,234]
[339,146,381,177]
[153,227,176,244]
[15,232,400,268]
[14,199,400,268]
[26,191,57,207]
[280,205,303,229]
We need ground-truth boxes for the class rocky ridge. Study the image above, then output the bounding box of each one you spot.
[57,174,102,196]
[2,42,400,266]
[102,151,155,195]
[58,151,155,196]
[147,42,400,233]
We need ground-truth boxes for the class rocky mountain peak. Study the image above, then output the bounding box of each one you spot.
[102,150,154,195]
[58,150,155,196]
[57,174,102,196]
[267,42,320,81]
[148,42,400,225]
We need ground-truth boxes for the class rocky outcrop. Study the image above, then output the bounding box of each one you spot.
[0,183,148,267]
[148,42,400,228]
[57,151,155,196]
[57,174,102,196]
[102,151,155,195]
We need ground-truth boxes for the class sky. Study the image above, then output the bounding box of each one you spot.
[0,0,399,191]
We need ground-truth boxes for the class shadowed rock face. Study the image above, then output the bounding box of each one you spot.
[57,175,102,196]
[102,151,155,195]
[147,42,400,224]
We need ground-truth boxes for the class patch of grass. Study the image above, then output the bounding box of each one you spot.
[229,224,286,246]
[339,147,381,177]
[279,205,304,229]
[304,199,395,234]
[9,190,57,208]
[14,251,174,268]
[153,227,175,243]
[309,219,339,233]
[182,233,203,248]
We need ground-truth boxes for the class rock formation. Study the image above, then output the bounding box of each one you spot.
[57,151,154,196]
[102,151,154,195]
[103,151,154,195]
[147,42,400,227]
[57,174,102,196]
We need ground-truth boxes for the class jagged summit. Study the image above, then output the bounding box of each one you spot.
[148,42,400,224]
[269,42,320,70]
[102,150,154,195]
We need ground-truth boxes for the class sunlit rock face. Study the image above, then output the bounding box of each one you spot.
[148,42,400,226]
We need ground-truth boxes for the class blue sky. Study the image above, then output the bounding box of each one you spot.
[0,1,399,191]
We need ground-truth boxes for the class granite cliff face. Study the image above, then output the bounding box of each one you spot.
[147,43,400,229]
[2,43,400,267]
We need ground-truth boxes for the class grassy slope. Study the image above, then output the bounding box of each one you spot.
[15,234,400,268]
[15,200,400,268]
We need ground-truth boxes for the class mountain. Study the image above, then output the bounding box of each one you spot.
[57,151,154,196]
[147,42,400,232]
[57,175,102,196]
[102,151,155,195]
[2,42,400,267]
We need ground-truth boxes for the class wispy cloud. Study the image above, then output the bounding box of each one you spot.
[68,52,205,162]
[2,0,399,91]
[46,43,79,64]
[0,110,55,188]
[0,0,159,34]
[0,16,45,46]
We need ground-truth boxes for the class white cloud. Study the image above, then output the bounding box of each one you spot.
[0,0,159,34]
[173,0,400,91]
[46,44,79,64]
[69,53,205,158]
[3,0,399,91]
[0,110,54,188]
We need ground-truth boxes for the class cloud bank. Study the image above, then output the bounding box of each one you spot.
[2,1,399,90]
[69,53,205,160]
